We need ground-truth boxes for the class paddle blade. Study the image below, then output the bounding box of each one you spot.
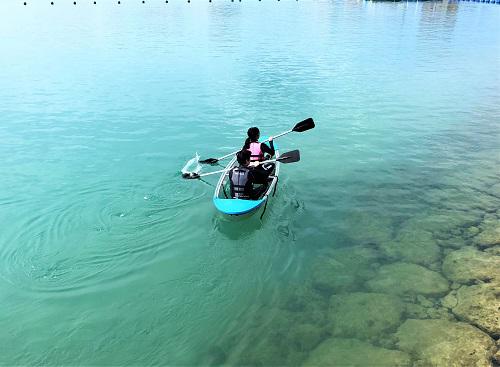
[292,118,315,133]
[278,150,300,164]
[199,158,219,165]
[182,172,200,179]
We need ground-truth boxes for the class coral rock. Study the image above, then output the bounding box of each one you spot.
[380,228,440,266]
[366,262,449,296]
[303,338,411,367]
[310,245,381,294]
[328,292,404,341]
[475,216,500,248]
[442,246,500,284]
[451,283,500,338]
[396,319,496,367]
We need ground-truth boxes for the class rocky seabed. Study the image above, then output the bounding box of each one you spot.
[213,178,500,366]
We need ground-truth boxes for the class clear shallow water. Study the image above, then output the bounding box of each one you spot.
[0,0,499,365]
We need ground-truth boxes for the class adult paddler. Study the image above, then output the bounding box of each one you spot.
[229,150,268,200]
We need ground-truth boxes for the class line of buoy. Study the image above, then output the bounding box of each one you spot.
[20,0,500,3]
[455,0,500,3]
[22,0,297,3]
[20,0,500,4]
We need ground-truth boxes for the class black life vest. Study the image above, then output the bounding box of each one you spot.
[230,167,251,199]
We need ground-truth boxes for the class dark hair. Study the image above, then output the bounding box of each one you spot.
[236,149,251,165]
[247,127,260,141]
[244,127,260,148]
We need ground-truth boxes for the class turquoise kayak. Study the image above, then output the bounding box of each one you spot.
[213,146,280,216]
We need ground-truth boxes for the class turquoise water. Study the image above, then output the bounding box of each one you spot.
[1,0,499,365]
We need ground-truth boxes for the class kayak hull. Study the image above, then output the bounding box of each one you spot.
[213,198,266,216]
[213,144,280,216]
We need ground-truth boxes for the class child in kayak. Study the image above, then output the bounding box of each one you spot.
[243,127,275,162]
[229,150,269,200]
[243,127,275,183]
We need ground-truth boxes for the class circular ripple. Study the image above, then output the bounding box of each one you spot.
[0,178,207,296]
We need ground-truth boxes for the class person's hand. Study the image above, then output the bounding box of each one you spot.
[268,136,273,142]
[249,161,260,167]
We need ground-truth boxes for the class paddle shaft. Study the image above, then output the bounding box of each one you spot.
[195,168,230,178]
[193,156,287,179]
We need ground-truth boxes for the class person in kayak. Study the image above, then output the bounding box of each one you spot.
[229,150,270,200]
[243,127,275,162]
[243,127,275,183]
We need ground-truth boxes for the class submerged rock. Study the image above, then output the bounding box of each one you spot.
[337,211,393,245]
[490,182,500,196]
[366,262,449,296]
[396,319,496,367]
[402,211,479,240]
[467,225,481,237]
[437,235,468,249]
[495,339,500,365]
[310,245,381,294]
[444,284,500,338]
[234,334,306,366]
[303,338,411,367]
[328,292,404,342]
[379,228,441,266]
[405,302,454,321]
[485,245,500,256]
[475,215,500,248]
[288,323,323,353]
[281,283,328,324]
[442,246,500,284]
[225,307,323,366]
[434,185,500,213]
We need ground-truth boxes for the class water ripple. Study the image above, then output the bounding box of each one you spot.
[0,179,205,297]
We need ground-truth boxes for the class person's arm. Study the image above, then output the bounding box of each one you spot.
[261,139,275,157]
[249,167,267,183]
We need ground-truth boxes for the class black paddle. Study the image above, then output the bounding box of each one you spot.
[183,150,300,179]
[260,149,300,165]
[199,118,314,164]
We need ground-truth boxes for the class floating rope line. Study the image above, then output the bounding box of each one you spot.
[22,0,300,4]
[20,0,500,5]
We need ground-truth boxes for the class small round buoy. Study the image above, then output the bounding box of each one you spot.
[24,1,26,4]
[142,0,145,3]
[51,1,54,3]
[117,0,120,3]
[188,0,190,3]
[73,1,76,4]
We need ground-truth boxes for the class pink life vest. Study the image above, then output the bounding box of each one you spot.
[248,142,264,162]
